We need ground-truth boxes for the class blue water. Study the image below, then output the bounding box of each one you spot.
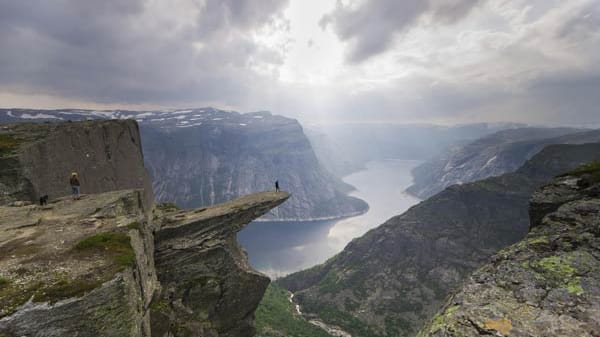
[237,159,422,278]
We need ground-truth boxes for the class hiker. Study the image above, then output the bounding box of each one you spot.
[275,180,280,192]
[70,172,81,200]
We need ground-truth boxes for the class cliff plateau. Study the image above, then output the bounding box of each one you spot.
[0,120,290,337]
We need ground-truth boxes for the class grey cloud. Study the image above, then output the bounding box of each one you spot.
[321,0,482,63]
[197,0,288,37]
[0,0,288,105]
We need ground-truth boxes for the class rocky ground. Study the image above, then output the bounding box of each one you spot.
[0,190,289,337]
[0,189,154,336]
[418,164,600,337]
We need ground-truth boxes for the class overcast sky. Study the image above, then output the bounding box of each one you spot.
[0,0,599,125]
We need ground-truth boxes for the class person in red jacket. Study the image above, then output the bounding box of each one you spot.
[70,172,81,200]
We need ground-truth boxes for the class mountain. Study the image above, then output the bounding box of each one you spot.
[418,163,600,337]
[0,119,290,337]
[407,127,600,199]
[277,143,600,337]
[0,108,367,220]
[305,123,524,178]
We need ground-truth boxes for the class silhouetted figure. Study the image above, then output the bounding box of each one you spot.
[275,180,280,192]
[70,172,81,200]
[39,195,48,206]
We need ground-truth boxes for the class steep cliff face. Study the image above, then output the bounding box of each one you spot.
[0,108,367,221]
[140,110,367,220]
[152,192,289,337]
[0,120,153,208]
[407,128,600,199]
[0,120,290,337]
[278,143,600,337]
[418,164,600,337]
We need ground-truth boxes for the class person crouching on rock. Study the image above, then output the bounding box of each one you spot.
[70,172,81,200]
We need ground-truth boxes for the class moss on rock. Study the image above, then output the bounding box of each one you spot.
[74,231,136,269]
[0,134,22,157]
[563,161,600,183]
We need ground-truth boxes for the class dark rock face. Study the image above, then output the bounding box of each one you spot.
[0,120,153,208]
[407,128,600,199]
[0,108,367,221]
[152,191,289,337]
[279,143,600,337]
[418,170,600,337]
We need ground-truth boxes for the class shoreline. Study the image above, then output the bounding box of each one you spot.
[253,208,369,223]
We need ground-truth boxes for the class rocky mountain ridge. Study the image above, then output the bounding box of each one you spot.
[0,108,367,221]
[418,163,600,337]
[278,142,600,337]
[407,127,600,199]
[306,123,525,179]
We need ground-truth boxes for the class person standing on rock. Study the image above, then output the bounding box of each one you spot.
[275,180,280,192]
[70,172,81,200]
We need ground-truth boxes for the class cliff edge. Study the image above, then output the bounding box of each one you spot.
[418,163,600,337]
[0,120,290,337]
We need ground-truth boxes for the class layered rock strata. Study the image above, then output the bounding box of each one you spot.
[152,192,289,337]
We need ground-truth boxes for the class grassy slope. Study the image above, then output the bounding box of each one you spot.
[255,284,332,337]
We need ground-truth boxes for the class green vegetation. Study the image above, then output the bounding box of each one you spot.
[74,232,136,269]
[384,316,413,336]
[0,274,103,316]
[156,202,180,212]
[34,277,103,303]
[126,221,142,230]
[150,298,171,314]
[563,161,600,183]
[0,277,9,288]
[0,232,137,317]
[531,253,585,295]
[306,305,383,337]
[424,305,460,334]
[0,134,22,157]
[255,284,332,337]
[318,271,343,295]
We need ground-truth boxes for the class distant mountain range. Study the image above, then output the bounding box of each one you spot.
[0,108,368,220]
[305,122,525,178]
[407,127,600,199]
[277,142,600,337]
